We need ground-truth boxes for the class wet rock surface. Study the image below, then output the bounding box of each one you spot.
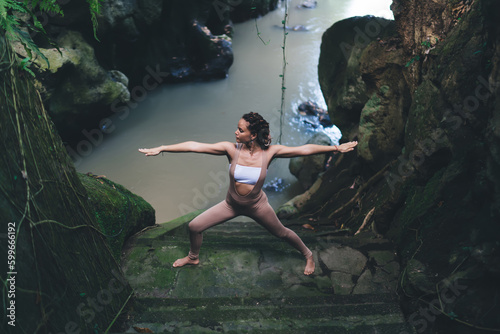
[289,132,332,190]
[118,214,412,333]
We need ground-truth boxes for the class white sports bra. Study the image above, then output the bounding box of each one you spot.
[229,164,262,185]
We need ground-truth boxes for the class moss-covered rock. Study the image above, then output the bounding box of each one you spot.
[318,16,397,138]
[358,38,410,169]
[28,30,131,143]
[79,173,155,260]
[318,15,409,171]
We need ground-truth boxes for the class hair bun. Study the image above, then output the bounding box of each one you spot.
[242,112,272,150]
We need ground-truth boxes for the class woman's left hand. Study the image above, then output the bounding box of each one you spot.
[138,148,161,156]
[336,141,358,153]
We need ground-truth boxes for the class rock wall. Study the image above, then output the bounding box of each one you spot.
[0,36,133,334]
[288,1,500,332]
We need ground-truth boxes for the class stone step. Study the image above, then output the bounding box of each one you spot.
[120,216,414,333]
[120,321,411,334]
[129,220,393,254]
[122,294,412,333]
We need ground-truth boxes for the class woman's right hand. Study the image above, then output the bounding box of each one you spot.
[138,148,161,156]
[336,141,358,153]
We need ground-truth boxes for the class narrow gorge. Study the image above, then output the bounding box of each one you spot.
[1,0,498,333]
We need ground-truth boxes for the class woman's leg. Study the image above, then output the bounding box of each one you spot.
[173,200,237,267]
[248,194,315,275]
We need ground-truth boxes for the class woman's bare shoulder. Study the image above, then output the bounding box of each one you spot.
[219,141,237,158]
[266,144,285,156]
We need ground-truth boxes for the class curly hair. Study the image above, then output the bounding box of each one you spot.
[242,112,272,150]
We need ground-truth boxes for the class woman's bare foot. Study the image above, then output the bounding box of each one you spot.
[304,255,315,275]
[172,256,199,267]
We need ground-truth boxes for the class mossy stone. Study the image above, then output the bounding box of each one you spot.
[79,173,155,261]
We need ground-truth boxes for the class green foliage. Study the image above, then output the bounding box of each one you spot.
[421,40,432,49]
[0,0,51,67]
[19,56,34,76]
[405,54,420,67]
[29,0,62,14]
[0,0,100,73]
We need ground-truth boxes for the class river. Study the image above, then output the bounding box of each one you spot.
[76,0,393,223]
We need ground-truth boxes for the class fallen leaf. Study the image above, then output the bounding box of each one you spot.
[302,223,315,231]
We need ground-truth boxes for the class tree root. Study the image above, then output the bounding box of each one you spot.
[328,160,395,219]
[355,207,375,235]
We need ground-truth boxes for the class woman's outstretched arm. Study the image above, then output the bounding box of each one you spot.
[138,141,235,156]
[270,141,358,158]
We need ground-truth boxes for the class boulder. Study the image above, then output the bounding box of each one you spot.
[319,245,367,275]
[98,0,140,41]
[79,173,156,260]
[319,16,409,170]
[298,100,333,127]
[318,16,397,136]
[289,132,332,189]
[29,30,131,143]
[190,20,234,80]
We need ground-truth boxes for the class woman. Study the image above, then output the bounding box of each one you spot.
[139,112,357,275]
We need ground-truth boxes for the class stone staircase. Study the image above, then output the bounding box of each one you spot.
[117,213,415,333]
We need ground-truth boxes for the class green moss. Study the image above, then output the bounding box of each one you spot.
[358,91,383,161]
[362,92,382,116]
[79,173,155,261]
[398,168,445,230]
[34,47,80,73]
[379,85,390,96]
